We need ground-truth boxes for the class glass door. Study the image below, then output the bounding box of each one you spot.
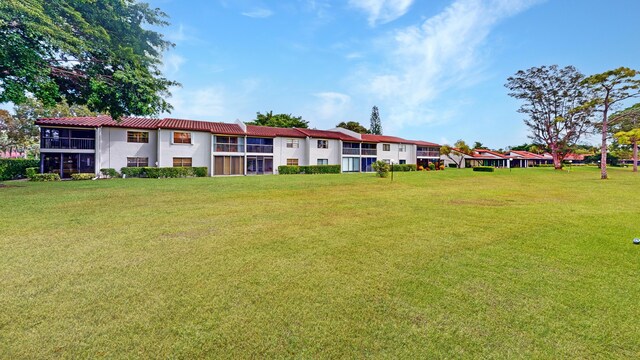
[62,153,79,178]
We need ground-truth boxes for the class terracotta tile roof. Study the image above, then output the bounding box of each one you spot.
[467,149,507,159]
[160,118,244,135]
[564,153,586,161]
[412,140,441,147]
[296,128,360,141]
[508,150,546,159]
[245,125,306,138]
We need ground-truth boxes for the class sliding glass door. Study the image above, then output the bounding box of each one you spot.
[247,156,273,175]
[214,156,244,175]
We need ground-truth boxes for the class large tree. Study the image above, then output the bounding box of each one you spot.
[610,103,640,172]
[581,67,640,179]
[336,121,369,134]
[0,0,178,120]
[369,106,382,135]
[246,111,309,128]
[505,65,593,170]
[440,139,471,168]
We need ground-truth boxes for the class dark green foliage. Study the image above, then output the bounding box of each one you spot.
[119,166,208,178]
[247,111,309,128]
[448,163,458,168]
[391,164,417,171]
[0,158,39,180]
[25,167,37,179]
[100,168,119,178]
[369,106,382,135]
[29,173,60,181]
[336,121,369,134]
[473,166,495,172]
[372,160,389,178]
[71,173,94,180]
[0,0,178,119]
[278,165,340,174]
[428,163,436,171]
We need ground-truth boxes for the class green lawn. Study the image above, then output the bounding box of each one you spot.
[1,167,639,358]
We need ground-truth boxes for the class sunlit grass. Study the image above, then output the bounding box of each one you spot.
[1,167,639,358]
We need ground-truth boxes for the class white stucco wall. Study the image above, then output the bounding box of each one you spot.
[307,138,341,165]
[99,127,158,172]
[157,129,212,173]
[274,136,307,170]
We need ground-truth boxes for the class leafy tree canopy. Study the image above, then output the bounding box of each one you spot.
[246,111,309,128]
[336,121,369,134]
[0,0,178,120]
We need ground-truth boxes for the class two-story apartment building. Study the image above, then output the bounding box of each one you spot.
[35,116,442,178]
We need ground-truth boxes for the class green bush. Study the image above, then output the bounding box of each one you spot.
[71,173,95,180]
[391,164,417,172]
[193,167,208,177]
[120,167,145,178]
[26,167,38,179]
[0,159,40,180]
[448,163,458,168]
[372,160,390,178]
[278,165,341,174]
[428,163,436,171]
[473,166,495,172]
[533,164,557,168]
[29,173,61,182]
[100,168,119,178]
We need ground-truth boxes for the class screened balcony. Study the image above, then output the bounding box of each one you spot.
[246,138,273,153]
[40,128,95,150]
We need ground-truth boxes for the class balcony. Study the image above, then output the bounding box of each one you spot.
[246,144,273,153]
[214,143,245,152]
[342,148,359,155]
[417,150,440,157]
[361,149,377,156]
[41,137,95,150]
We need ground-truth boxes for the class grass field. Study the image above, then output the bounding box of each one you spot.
[1,167,639,358]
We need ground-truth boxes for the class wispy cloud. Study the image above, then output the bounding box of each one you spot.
[242,8,274,18]
[309,92,352,127]
[168,86,226,119]
[161,53,186,75]
[349,0,414,26]
[354,0,542,131]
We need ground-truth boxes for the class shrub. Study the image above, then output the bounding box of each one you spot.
[391,164,417,172]
[448,163,458,168]
[29,173,61,182]
[100,168,119,178]
[26,167,38,179]
[0,159,40,180]
[193,167,208,177]
[428,163,436,171]
[71,173,95,180]
[372,160,390,178]
[278,165,340,174]
[473,166,495,172]
[120,167,145,178]
[439,165,445,170]
[418,165,424,171]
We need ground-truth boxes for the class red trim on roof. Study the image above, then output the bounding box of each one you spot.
[245,125,306,138]
[296,128,360,141]
[361,134,411,144]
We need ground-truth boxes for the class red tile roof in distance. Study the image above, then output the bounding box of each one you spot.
[245,125,306,138]
[160,118,244,135]
[469,149,507,159]
[509,150,545,159]
[361,134,411,144]
[296,128,360,141]
[413,140,441,147]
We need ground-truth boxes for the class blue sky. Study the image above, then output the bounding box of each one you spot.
[148,0,640,148]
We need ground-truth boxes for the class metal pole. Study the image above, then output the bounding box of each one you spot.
[391,161,394,182]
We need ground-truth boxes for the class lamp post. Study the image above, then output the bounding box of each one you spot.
[390,159,395,182]
[568,160,573,172]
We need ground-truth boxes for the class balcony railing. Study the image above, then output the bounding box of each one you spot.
[342,148,359,155]
[41,138,95,150]
[361,149,377,156]
[246,144,273,153]
[214,143,245,152]
[417,150,440,157]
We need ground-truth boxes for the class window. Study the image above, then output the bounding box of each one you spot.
[127,131,149,143]
[173,132,192,144]
[127,157,149,167]
[287,158,299,166]
[317,159,328,165]
[342,157,359,172]
[173,157,192,167]
[398,144,406,152]
[286,139,299,148]
[317,140,328,149]
[399,160,406,164]
[383,144,391,151]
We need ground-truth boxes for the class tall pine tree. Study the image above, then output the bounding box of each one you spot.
[369,106,382,135]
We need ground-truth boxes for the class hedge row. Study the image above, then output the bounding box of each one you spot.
[278,165,341,174]
[71,173,95,180]
[120,166,208,178]
[473,166,495,172]
[0,159,40,180]
[391,164,417,171]
[29,173,61,182]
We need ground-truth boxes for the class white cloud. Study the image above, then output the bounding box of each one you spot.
[349,0,414,26]
[167,86,226,120]
[346,52,364,60]
[309,92,352,127]
[161,53,186,75]
[242,8,274,18]
[355,0,542,130]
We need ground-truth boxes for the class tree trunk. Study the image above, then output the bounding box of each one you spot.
[551,148,562,170]
[633,140,638,173]
[600,108,609,180]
